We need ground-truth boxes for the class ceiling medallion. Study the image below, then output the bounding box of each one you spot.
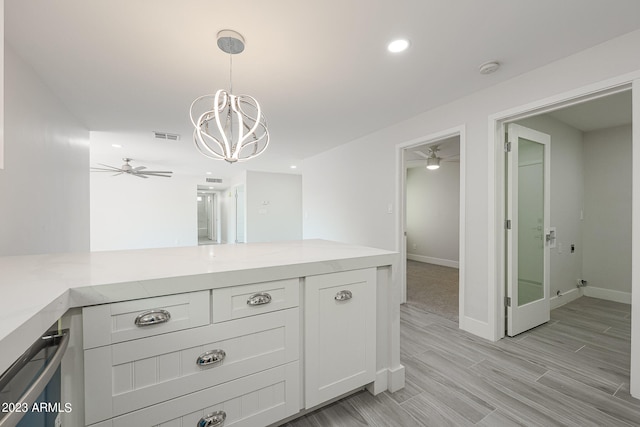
[190,30,269,163]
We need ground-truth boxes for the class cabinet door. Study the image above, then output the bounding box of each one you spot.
[304,268,376,408]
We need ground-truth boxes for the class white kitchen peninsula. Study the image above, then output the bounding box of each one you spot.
[0,239,404,426]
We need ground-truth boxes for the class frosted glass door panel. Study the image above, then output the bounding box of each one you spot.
[517,138,544,306]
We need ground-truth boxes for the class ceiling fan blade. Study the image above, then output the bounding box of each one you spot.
[138,170,173,174]
[412,151,430,159]
[91,168,121,172]
[132,173,148,178]
[140,173,173,178]
[112,172,124,176]
[96,163,122,171]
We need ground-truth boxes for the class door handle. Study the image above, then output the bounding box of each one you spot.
[545,229,555,243]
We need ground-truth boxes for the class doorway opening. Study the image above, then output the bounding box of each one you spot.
[397,126,465,325]
[197,187,220,245]
[500,88,632,336]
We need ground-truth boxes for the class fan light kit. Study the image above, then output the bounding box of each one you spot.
[91,158,173,178]
[425,146,441,170]
[190,30,269,164]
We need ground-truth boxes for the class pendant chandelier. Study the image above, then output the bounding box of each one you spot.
[190,30,269,163]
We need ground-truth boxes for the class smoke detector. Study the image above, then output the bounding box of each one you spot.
[478,61,500,75]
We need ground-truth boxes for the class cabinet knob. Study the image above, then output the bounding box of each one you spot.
[246,292,272,306]
[197,410,226,427]
[134,309,171,327]
[335,290,353,301]
[196,349,226,367]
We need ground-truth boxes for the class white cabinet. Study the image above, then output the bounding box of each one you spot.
[83,291,210,349]
[91,362,299,427]
[304,268,377,408]
[83,283,300,427]
[84,309,299,424]
[212,278,299,322]
[83,268,385,426]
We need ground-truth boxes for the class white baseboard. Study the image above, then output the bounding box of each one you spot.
[407,254,459,269]
[367,369,388,395]
[550,287,581,310]
[460,316,494,341]
[387,365,406,393]
[583,286,631,304]
[365,365,405,395]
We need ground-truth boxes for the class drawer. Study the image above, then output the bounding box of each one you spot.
[83,290,210,349]
[85,308,299,425]
[212,278,299,322]
[90,361,300,427]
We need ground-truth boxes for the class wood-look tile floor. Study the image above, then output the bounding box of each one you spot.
[283,297,639,426]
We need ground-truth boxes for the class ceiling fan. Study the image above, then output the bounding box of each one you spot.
[412,145,459,170]
[91,158,173,178]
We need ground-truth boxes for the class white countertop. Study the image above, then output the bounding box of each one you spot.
[0,239,396,373]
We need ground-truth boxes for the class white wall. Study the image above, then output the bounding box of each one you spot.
[90,131,205,250]
[0,1,5,170]
[90,169,198,251]
[583,125,632,296]
[0,45,89,255]
[406,161,460,267]
[302,29,640,333]
[246,171,302,243]
[516,115,584,298]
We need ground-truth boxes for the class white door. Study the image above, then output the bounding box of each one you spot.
[506,124,551,336]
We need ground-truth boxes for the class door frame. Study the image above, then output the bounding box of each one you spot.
[395,125,466,325]
[490,77,636,343]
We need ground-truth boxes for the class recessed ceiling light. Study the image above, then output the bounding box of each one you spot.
[209,187,214,189]
[206,172,212,175]
[387,39,410,53]
[111,144,122,148]
[290,165,297,169]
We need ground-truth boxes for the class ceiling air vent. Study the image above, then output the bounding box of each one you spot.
[154,131,181,141]
[206,178,223,183]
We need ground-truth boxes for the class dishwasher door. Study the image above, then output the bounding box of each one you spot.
[0,330,69,427]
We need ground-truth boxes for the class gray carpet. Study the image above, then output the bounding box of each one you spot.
[406,260,459,323]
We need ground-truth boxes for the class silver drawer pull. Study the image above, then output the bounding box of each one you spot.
[198,410,226,427]
[196,349,226,367]
[247,292,272,306]
[134,309,171,327]
[335,290,353,301]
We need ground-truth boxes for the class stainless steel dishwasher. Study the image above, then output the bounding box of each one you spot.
[0,329,69,427]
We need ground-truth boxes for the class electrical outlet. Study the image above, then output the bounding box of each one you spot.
[571,244,575,253]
